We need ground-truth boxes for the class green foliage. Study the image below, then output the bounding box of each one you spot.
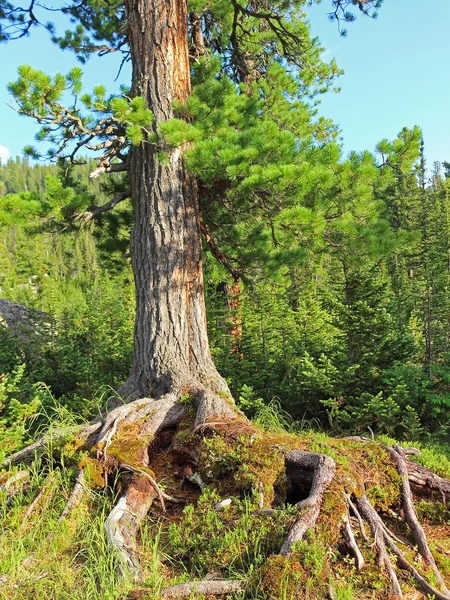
[0,362,45,462]
[0,0,448,443]
[3,148,450,441]
[237,384,266,417]
[0,463,129,599]
[164,488,292,577]
[8,66,153,159]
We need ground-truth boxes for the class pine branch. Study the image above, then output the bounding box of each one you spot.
[72,189,131,224]
[199,217,243,282]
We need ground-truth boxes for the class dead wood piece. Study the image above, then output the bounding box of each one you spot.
[280,451,336,555]
[0,470,29,499]
[406,460,450,502]
[391,444,449,594]
[160,579,246,598]
[343,513,365,570]
[59,470,88,522]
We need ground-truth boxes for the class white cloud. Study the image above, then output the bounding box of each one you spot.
[322,45,340,62]
[0,145,10,164]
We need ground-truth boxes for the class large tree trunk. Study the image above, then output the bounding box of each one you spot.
[120,0,228,400]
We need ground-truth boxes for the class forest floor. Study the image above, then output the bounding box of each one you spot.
[1,400,450,600]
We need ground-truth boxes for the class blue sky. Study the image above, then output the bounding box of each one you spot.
[0,0,448,168]
[306,0,450,169]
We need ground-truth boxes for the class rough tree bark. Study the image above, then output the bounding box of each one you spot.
[119,0,228,401]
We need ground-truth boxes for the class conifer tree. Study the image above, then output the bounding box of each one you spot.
[0,0,382,400]
[3,2,450,599]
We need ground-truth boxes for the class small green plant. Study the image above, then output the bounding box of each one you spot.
[0,364,46,462]
[332,581,355,600]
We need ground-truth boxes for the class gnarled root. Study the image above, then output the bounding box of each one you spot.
[105,474,157,578]
[280,450,336,555]
[101,394,186,579]
[0,422,101,470]
[4,391,450,599]
[390,444,450,594]
[357,494,450,600]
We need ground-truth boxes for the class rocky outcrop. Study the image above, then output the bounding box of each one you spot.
[0,299,53,340]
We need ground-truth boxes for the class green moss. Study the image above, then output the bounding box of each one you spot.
[159,490,293,578]
[197,425,291,505]
[416,499,450,525]
[104,422,156,481]
[79,457,105,489]
[257,555,308,600]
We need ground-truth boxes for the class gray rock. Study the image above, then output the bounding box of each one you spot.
[0,299,53,341]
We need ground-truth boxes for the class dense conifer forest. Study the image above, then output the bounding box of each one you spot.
[2,154,450,443]
[1,1,450,599]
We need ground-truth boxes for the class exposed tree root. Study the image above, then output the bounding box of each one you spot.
[391,444,450,594]
[357,494,450,600]
[105,474,157,578]
[58,470,88,522]
[101,395,186,578]
[346,494,370,543]
[357,495,402,597]
[342,509,365,571]
[160,579,246,598]
[3,391,450,599]
[0,422,101,470]
[280,450,336,555]
[406,459,450,502]
[23,472,56,522]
